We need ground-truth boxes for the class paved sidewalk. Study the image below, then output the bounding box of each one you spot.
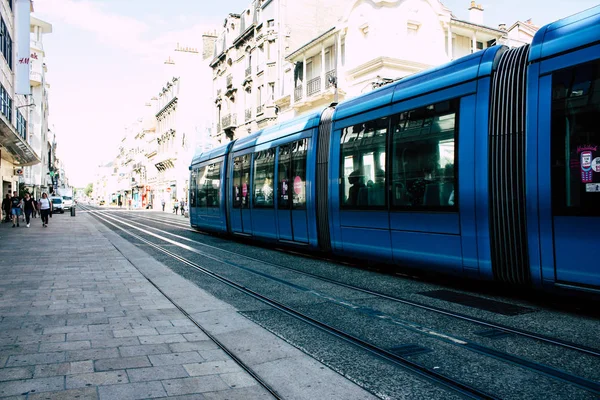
[0,211,274,399]
[0,209,375,400]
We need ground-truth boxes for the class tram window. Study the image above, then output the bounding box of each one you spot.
[233,156,243,208]
[291,139,308,209]
[253,148,275,208]
[242,155,251,209]
[551,60,600,216]
[391,100,457,209]
[206,162,221,208]
[189,169,197,207]
[340,118,388,208]
[278,145,291,209]
[197,167,207,208]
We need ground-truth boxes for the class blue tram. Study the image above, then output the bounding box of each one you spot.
[189,6,600,293]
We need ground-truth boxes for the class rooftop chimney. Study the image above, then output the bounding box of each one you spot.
[469,1,484,26]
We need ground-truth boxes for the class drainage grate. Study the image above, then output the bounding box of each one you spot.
[419,290,537,316]
[389,344,432,357]
[474,329,513,339]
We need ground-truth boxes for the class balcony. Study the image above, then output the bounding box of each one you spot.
[221,113,237,130]
[226,74,233,88]
[0,111,40,166]
[245,66,252,78]
[307,77,321,96]
[30,71,43,87]
[256,105,264,115]
[245,108,252,122]
[294,85,303,102]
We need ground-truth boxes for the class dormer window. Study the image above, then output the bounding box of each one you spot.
[407,21,420,36]
[359,23,369,36]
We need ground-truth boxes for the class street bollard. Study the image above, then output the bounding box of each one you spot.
[71,205,76,217]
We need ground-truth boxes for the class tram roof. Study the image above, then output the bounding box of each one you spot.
[190,141,234,166]
[333,45,504,122]
[529,5,600,63]
[230,111,321,153]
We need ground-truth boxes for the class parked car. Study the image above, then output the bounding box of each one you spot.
[50,197,64,214]
[62,196,73,210]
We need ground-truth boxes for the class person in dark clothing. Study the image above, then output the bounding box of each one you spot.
[31,197,38,218]
[347,170,365,206]
[2,194,10,222]
[22,193,35,228]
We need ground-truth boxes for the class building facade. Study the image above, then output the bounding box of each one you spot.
[209,0,348,144]
[275,0,538,120]
[0,0,41,199]
[21,15,52,198]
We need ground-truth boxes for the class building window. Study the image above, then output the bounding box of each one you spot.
[8,0,12,10]
[340,118,388,208]
[407,22,420,36]
[16,109,26,140]
[391,100,458,208]
[0,17,12,70]
[267,19,274,28]
[268,83,274,101]
[0,84,12,122]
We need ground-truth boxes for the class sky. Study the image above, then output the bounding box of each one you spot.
[33,0,599,187]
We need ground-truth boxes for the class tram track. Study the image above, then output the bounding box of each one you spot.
[86,206,497,399]
[98,207,600,358]
[86,206,600,398]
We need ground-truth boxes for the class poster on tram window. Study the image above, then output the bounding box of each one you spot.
[577,145,600,191]
[15,0,31,95]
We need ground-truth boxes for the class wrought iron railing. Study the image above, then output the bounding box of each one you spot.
[245,66,252,77]
[307,77,321,96]
[226,74,233,88]
[221,113,237,129]
[294,85,303,102]
[245,108,252,121]
[256,105,264,115]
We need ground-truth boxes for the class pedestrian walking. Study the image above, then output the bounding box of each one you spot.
[173,199,179,214]
[161,199,165,212]
[32,197,38,218]
[38,192,52,228]
[2,194,10,223]
[22,193,35,228]
[179,199,185,215]
[10,191,22,227]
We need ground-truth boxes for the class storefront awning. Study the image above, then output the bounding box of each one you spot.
[0,112,41,166]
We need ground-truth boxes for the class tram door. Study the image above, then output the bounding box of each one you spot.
[546,59,600,288]
[277,140,309,243]
[231,154,252,235]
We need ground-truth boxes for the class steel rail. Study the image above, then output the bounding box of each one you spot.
[89,207,497,400]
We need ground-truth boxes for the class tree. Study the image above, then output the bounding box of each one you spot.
[85,183,93,197]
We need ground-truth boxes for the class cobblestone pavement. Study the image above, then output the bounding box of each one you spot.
[0,211,276,399]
